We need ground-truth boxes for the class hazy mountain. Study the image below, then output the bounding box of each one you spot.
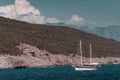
[0,17,120,57]
[91,26,120,41]
[46,22,91,32]
[48,23,120,42]
[80,25,120,42]
[46,22,69,27]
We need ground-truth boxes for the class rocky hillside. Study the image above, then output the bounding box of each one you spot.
[0,17,120,57]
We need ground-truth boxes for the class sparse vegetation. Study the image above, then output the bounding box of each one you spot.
[0,17,120,57]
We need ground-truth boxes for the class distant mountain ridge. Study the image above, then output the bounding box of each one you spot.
[0,17,120,57]
[47,23,120,41]
[91,26,120,41]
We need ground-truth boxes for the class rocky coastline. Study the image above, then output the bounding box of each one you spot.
[0,43,120,69]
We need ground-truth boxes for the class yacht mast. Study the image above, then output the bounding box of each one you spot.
[90,43,92,64]
[80,40,83,66]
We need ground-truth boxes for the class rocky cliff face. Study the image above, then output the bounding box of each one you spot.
[0,43,120,69]
[0,43,82,69]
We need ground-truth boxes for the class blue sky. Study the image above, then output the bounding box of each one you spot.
[0,0,120,27]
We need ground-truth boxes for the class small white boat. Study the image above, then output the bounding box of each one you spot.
[75,66,97,71]
[74,40,100,71]
[74,63,100,71]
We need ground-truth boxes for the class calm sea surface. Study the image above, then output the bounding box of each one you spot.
[0,65,120,80]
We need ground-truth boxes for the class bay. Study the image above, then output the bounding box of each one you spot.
[0,65,120,80]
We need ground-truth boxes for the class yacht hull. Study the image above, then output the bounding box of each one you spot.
[75,67,97,71]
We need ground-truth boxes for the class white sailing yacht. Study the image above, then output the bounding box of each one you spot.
[74,40,100,71]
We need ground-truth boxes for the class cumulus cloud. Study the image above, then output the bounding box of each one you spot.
[66,15,85,25]
[0,0,61,24]
[21,15,46,24]
[0,5,14,14]
[46,18,61,23]
[15,0,40,16]
[0,0,86,26]
[0,5,17,19]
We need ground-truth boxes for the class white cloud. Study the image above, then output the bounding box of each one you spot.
[66,15,85,25]
[15,0,40,16]
[0,0,86,26]
[0,5,17,19]
[46,18,61,23]
[21,15,46,24]
[0,5,14,14]
[0,0,61,24]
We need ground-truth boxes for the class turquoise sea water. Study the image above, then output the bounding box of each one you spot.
[0,65,120,80]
